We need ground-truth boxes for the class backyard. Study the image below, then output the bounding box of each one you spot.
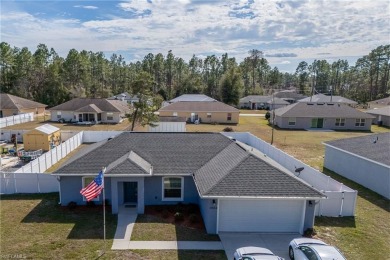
[1,112,389,259]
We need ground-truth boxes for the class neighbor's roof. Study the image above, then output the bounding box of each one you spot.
[48,98,130,113]
[274,102,375,118]
[324,132,390,166]
[365,106,390,116]
[298,94,357,104]
[169,94,216,102]
[368,97,390,107]
[240,95,289,105]
[159,101,239,112]
[107,92,139,101]
[0,93,47,110]
[54,132,324,199]
[34,124,60,135]
[158,116,187,122]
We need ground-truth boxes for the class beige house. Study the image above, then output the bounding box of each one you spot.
[0,93,47,117]
[48,98,130,124]
[23,124,61,151]
[158,101,239,124]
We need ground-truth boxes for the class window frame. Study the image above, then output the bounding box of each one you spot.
[81,176,100,202]
[162,177,184,201]
[57,111,62,119]
[106,112,114,121]
[207,113,212,118]
[335,118,345,127]
[288,117,296,126]
[227,113,232,121]
[172,112,178,117]
[355,118,365,127]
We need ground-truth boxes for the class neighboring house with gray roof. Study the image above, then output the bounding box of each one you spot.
[274,90,307,104]
[273,102,374,130]
[239,95,290,110]
[0,93,47,118]
[169,94,216,103]
[365,106,390,127]
[53,132,325,234]
[159,101,239,124]
[367,96,390,109]
[107,92,139,105]
[298,93,358,106]
[324,132,390,199]
[48,98,130,124]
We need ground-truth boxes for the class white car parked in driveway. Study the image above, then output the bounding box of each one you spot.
[234,246,285,260]
[288,238,346,260]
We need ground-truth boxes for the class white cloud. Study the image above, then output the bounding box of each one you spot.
[73,5,98,10]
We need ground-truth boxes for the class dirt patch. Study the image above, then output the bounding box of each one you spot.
[144,204,206,231]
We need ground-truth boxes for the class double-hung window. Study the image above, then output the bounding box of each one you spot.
[335,118,345,127]
[355,118,365,127]
[162,177,183,201]
[288,117,296,126]
[57,111,62,119]
[107,112,114,121]
[227,113,232,121]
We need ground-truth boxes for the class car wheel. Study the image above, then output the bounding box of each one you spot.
[289,246,295,260]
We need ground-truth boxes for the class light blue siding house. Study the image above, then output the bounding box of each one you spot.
[52,132,325,234]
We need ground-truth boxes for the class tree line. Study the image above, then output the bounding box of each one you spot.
[0,42,389,107]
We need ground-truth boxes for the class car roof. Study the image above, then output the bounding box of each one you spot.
[238,246,274,255]
[294,238,327,246]
[310,245,346,260]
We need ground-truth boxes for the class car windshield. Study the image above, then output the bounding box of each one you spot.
[300,246,319,260]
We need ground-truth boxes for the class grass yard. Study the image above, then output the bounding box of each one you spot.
[0,193,225,260]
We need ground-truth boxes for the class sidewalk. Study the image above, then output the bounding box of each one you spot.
[111,206,224,251]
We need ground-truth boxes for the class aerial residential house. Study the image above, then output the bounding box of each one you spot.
[274,90,307,104]
[324,132,390,199]
[48,98,130,124]
[367,96,390,109]
[0,93,47,118]
[107,92,139,105]
[239,95,290,110]
[365,106,390,127]
[272,102,374,130]
[52,132,325,234]
[162,94,216,107]
[298,93,358,106]
[23,124,61,151]
[158,101,239,124]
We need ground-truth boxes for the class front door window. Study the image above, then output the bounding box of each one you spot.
[124,182,138,204]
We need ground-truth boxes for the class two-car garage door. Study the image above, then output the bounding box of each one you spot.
[218,199,305,233]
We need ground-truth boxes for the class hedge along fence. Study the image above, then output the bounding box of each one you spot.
[0,172,58,194]
[0,113,34,128]
[14,131,84,174]
[222,132,357,217]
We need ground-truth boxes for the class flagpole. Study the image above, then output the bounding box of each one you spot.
[102,167,106,254]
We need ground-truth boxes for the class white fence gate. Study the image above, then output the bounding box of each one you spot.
[0,113,34,128]
[222,132,357,217]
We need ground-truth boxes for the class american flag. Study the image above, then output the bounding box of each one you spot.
[80,168,105,201]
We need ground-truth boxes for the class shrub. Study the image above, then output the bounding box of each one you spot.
[189,214,200,223]
[175,202,184,213]
[161,209,170,219]
[86,201,95,207]
[265,111,271,120]
[186,203,199,215]
[304,228,317,237]
[104,199,110,206]
[67,201,77,210]
[223,127,234,132]
[174,212,184,222]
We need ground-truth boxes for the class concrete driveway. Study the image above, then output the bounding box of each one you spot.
[219,232,300,259]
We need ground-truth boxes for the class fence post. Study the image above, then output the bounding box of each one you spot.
[37,173,41,193]
[13,173,17,193]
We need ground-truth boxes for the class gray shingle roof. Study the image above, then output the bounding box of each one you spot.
[298,94,357,104]
[0,93,47,110]
[159,101,239,112]
[324,132,390,166]
[169,94,216,102]
[274,102,375,118]
[365,106,390,116]
[194,143,324,198]
[274,91,306,100]
[240,95,289,105]
[75,104,103,113]
[48,98,130,113]
[54,132,324,198]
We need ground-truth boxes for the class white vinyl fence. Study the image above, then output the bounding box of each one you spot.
[0,130,28,142]
[13,132,84,174]
[222,132,358,217]
[0,172,58,194]
[0,113,34,128]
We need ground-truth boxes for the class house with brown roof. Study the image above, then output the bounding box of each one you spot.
[0,93,47,118]
[367,96,390,109]
[48,98,130,124]
[365,106,390,126]
[272,102,374,130]
[298,94,358,106]
[158,101,239,124]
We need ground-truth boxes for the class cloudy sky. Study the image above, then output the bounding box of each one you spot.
[1,0,389,72]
